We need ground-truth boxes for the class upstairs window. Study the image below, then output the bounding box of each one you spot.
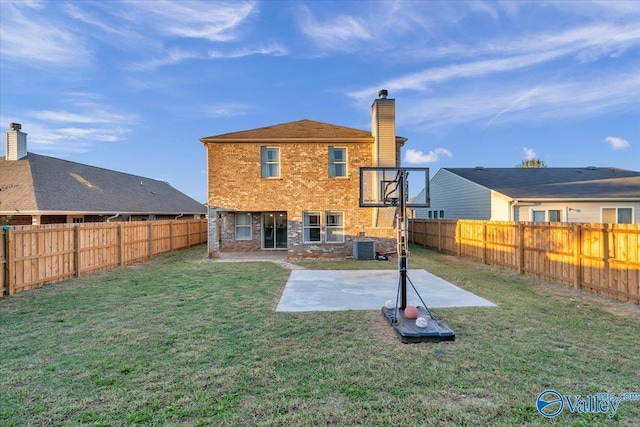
[261,147,280,178]
[329,147,347,178]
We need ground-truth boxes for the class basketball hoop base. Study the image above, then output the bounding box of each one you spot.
[381,306,456,344]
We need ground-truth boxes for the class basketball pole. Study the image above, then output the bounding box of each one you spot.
[398,170,408,310]
[366,166,455,343]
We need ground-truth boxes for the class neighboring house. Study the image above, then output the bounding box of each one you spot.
[200,90,405,258]
[1,123,206,225]
[414,167,640,224]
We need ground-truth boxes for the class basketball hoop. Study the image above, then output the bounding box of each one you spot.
[359,167,455,343]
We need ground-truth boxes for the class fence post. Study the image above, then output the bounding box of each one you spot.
[573,223,581,290]
[148,222,153,259]
[603,223,610,298]
[5,229,15,296]
[481,221,487,264]
[518,222,525,275]
[456,221,461,257]
[187,221,192,248]
[169,222,174,251]
[118,223,124,266]
[74,225,80,277]
[438,220,442,251]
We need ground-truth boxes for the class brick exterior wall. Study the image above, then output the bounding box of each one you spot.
[207,141,397,258]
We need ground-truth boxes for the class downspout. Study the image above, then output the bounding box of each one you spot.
[106,213,120,222]
[175,213,184,220]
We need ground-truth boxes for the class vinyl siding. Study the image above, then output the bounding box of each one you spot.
[420,169,492,219]
[490,191,512,220]
[371,99,396,167]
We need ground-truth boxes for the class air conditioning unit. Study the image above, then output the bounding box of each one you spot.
[353,240,375,260]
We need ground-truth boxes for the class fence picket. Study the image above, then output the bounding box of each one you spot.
[408,219,639,305]
[0,220,207,296]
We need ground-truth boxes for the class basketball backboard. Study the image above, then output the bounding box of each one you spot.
[359,167,429,208]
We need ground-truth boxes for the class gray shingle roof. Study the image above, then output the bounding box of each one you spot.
[446,167,640,199]
[0,153,206,214]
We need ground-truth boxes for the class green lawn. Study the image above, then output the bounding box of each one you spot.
[1,245,638,426]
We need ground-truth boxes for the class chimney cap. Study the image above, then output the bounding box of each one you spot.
[378,89,388,99]
[10,123,22,130]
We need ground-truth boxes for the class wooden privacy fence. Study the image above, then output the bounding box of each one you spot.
[408,219,640,305]
[1,219,208,297]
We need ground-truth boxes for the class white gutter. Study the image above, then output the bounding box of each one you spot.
[106,213,120,222]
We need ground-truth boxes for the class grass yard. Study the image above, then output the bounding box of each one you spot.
[1,245,639,426]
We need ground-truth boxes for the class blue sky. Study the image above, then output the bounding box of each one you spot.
[1,0,639,203]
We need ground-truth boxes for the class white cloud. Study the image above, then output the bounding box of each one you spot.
[205,104,252,118]
[131,49,204,71]
[124,0,257,42]
[208,43,288,59]
[404,148,452,164]
[297,6,372,51]
[0,2,91,67]
[349,22,640,101]
[523,147,537,160]
[12,95,139,154]
[398,71,640,129]
[31,109,134,124]
[604,136,630,150]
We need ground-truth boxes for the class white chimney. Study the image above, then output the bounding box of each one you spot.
[5,123,27,161]
[371,90,397,167]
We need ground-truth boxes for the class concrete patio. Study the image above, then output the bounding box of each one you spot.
[276,269,496,312]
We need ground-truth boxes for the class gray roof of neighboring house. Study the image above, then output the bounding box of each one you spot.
[0,153,206,214]
[443,167,640,199]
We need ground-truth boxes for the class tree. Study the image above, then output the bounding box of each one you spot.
[516,158,547,168]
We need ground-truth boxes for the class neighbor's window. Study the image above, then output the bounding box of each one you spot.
[548,210,561,222]
[303,211,322,243]
[439,210,444,219]
[325,211,344,243]
[428,211,433,219]
[261,147,280,178]
[602,207,633,224]
[235,212,252,240]
[329,147,347,178]
[532,210,546,222]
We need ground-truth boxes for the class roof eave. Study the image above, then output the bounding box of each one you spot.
[201,137,373,144]
[512,197,640,203]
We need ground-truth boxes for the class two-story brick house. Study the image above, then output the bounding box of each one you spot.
[200,90,404,258]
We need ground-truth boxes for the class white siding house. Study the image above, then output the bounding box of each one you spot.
[414,167,640,224]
